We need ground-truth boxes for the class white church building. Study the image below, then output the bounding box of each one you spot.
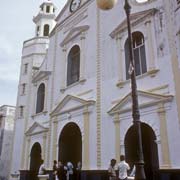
[10,0,180,179]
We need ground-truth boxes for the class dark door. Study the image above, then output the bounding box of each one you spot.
[125,123,159,180]
[58,122,82,167]
[30,142,42,175]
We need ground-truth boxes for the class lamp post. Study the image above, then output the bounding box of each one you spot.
[96,0,146,180]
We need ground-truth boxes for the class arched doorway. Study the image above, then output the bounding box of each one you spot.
[30,142,42,175]
[58,122,82,167]
[124,123,159,180]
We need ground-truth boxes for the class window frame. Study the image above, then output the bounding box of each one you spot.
[125,31,147,80]
[66,45,80,86]
[36,83,45,114]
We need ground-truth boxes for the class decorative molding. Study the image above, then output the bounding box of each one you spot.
[147,84,169,93]
[108,90,173,115]
[60,25,89,47]
[25,122,49,136]
[50,94,95,117]
[96,7,102,169]
[31,111,48,118]
[32,71,51,84]
[60,79,87,93]
[110,8,158,38]
[147,69,159,77]
[116,69,159,88]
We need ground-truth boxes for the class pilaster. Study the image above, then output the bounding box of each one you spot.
[52,118,58,162]
[157,103,171,168]
[61,46,67,91]
[114,113,120,162]
[145,20,155,71]
[80,32,86,82]
[82,106,90,170]
[116,35,124,86]
[25,137,31,169]
[42,133,47,162]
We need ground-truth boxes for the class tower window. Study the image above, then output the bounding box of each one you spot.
[46,6,50,13]
[36,26,40,36]
[21,83,26,95]
[36,83,45,114]
[125,31,147,80]
[67,45,80,86]
[19,106,24,118]
[24,63,28,74]
[43,24,50,36]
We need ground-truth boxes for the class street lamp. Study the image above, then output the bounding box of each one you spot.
[96,0,146,180]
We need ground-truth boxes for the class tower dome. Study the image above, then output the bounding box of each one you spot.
[33,0,56,37]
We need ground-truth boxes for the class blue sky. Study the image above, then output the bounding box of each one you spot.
[0,0,66,106]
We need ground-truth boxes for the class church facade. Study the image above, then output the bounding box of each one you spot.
[10,0,180,179]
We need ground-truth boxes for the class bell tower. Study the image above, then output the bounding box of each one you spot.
[33,0,56,37]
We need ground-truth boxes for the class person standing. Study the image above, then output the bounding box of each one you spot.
[117,155,130,180]
[57,161,65,180]
[66,162,74,180]
[53,160,58,180]
[108,159,117,180]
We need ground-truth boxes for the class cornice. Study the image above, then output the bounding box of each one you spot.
[32,71,51,83]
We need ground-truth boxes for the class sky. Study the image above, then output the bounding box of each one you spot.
[0,0,66,106]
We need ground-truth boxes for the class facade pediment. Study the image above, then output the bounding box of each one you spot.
[25,122,48,136]
[32,71,51,83]
[108,90,173,115]
[50,95,95,117]
[60,25,89,47]
[110,8,158,38]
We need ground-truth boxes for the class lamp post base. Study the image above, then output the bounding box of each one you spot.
[135,163,146,180]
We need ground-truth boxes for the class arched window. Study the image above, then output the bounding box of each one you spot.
[36,83,45,113]
[43,24,49,36]
[125,31,147,80]
[67,45,80,86]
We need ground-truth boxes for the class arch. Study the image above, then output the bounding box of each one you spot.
[43,24,50,36]
[67,45,80,86]
[124,122,159,180]
[30,142,42,174]
[36,83,45,114]
[125,31,147,79]
[58,122,82,166]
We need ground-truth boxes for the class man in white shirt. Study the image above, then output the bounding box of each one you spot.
[117,155,130,180]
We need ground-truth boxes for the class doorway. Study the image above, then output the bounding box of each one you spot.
[124,123,159,180]
[58,122,82,167]
[30,142,42,175]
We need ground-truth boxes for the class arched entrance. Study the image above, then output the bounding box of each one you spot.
[30,142,42,174]
[125,123,159,180]
[59,122,82,166]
